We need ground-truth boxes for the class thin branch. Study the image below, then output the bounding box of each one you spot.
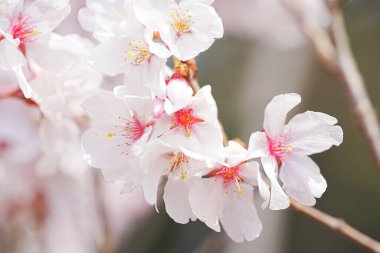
[290,200,380,253]
[285,0,380,174]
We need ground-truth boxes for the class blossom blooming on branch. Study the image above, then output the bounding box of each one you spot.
[250,94,343,209]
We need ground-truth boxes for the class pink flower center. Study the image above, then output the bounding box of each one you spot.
[108,116,146,145]
[266,134,292,165]
[10,14,38,43]
[172,108,204,137]
[208,163,245,195]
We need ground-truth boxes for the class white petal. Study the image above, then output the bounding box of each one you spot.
[261,156,290,210]
[246,131,268,160]
[280,154,327,206]
[81,92,131,124]
[263,93,301,138]
[220,186,262,242]
[286,111,343,155]
[88,37,131,76]
[189,178,225,232]
[163,178,193,224]
[164,79,193,114]
[81,124,132,170]
[0,38,24,70]
[25,0,71,34]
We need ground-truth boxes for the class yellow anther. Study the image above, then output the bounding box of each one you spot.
[107,133,114,137]
[235,178,244,196]
[127,52,135,57]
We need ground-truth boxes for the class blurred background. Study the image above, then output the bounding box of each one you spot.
[1,0,380,252]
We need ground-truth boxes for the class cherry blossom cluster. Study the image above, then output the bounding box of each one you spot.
[76,0,344,242]
[0,0,344,246]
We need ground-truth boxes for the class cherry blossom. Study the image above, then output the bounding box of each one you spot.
[249,93,343,208]
[189,141,264,242]
[0,0,71,97]
[140,137,207,224]
[81,92,154,192]
[134,0,224,60]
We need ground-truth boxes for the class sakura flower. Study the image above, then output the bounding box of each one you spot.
[189,141,264,242]
[0,0,71,98]
[140,137,207,224]
[250,93,343,209]
[134,0,224,60]
[81,92,154,192]
[89,24,169,97]
[153,81,224,164]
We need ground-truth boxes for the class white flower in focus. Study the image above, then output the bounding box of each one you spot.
[189,141,263,242]
[250,93,343,209]
[89,25,169,97]
[140,138,207,224]
[153,80,224,164]
[81,92,154,192]
[134,0,223,60]
[0,0,71,98]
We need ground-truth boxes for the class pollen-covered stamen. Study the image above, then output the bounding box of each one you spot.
[125,40,151,65]
[107,115,146,145]
[10,14,38,43]
[166,152,189,180]
[208,163,245,195]
[267,135,292,157]
[172,108,204,137]
[170,8,193,36]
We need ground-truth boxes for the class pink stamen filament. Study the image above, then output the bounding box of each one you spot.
[172,108,204,137]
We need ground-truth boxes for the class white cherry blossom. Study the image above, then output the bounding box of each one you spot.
[189,141,263,242]
[140,138,207,224]
[0,0,71,98]
[134,0,224,60]
[250,93,343,208]
[81,92,154,192]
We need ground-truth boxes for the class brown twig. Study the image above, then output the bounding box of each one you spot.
[284,0,380,174]
[290,200,380,253]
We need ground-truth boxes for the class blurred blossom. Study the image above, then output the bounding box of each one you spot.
[214,0,330,49]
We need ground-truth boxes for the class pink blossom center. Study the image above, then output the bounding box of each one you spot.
[172,108,204,137]
[108,116,146,144]
[10,14,37,43]
[266,134,292,165]
[208,163,245,195]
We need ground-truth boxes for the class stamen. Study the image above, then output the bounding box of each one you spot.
[172,108,204,138]
[107,116,146,143]
[125,40,151,65]
[168,152,189,180]
[170,8,193,36]
[10,15,38,43]
[208,163,246,195]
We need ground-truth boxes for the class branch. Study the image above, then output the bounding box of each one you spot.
[290,200,380,253]
[285,0,380,174]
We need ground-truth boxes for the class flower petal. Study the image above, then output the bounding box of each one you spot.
[280,154,327,206]
[163,178,194,224]
[263,93,301,138]
[220,185,262,242]
[189,177,225,232]
[261,155,290,210]
[286,111,343,155]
